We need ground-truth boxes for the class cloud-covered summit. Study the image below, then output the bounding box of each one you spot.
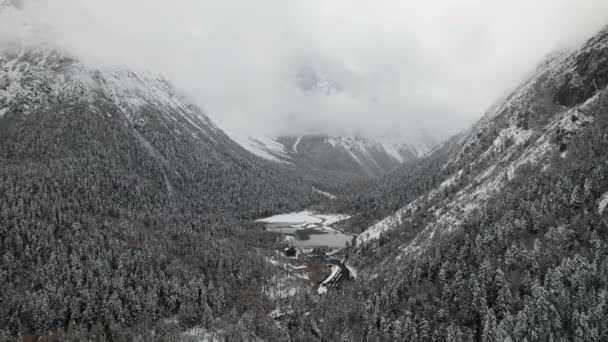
[2,0,608,142]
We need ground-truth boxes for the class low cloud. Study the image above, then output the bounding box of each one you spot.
[3,0,608,141]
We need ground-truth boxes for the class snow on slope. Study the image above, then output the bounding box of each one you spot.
[355,35,605,250]
[99,66,223,140]
[313,187,337,200]
[356,197,423,245]
[226,134,422,178]
[292,136,303,153]
[226,132,293,164]
[357,97,596,248]
[324,136,426,165]
[600,192,608,214]
[379,140,408,162]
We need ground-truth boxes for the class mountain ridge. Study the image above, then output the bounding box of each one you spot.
[299,23,608,342]
[227,133,432,179]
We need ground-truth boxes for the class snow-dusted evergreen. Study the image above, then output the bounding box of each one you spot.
[297,24,608,342]
[3,1,608,341]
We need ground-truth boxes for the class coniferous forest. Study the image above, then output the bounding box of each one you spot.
[2,2,608,341]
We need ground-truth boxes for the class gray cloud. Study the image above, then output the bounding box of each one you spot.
[3,0,608,142]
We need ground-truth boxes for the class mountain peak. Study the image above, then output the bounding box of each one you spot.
[294,65,343,96]
[226,133,425,180]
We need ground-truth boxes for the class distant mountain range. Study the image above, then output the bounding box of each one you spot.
[227,133,435,178]
[218,63,439,180]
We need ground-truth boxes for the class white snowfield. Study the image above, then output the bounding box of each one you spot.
[257,211,323,224]
[257,211,349,225]
[227,133,427,167]
[226,132,293,164]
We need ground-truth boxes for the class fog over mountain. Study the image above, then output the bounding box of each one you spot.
[3,0,608,141]
[6,0,608,340]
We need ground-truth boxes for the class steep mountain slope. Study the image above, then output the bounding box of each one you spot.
[224,62,437,184]
[278,135,423,178]
[0,47,320,216]
[284,25,608,341]
[228,133,426,180]
[0,45,323,339]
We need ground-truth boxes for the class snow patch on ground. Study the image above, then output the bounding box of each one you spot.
[344,147,363,165]
[313,187,337,199]
[227,132,293,164]
[269,309,294,320]
[356,199,421,245]
[258,211,349,226]
[439,171,462,189]
[356,213,401,245]
[345,263,357,280]
[379,140,406,162]
[315,213,350,226]
[266,256,308,272]
[0,107,7,118]
[292,136,303,153]
[325,136,378,166]
[263,255,311,297]
[265,276,300,299]
[479,125,534,162]
[313,187,337,200]
[257,211,323,224]
[599,192,608,214]
[183,327,223,342]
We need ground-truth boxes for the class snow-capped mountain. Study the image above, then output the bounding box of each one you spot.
[353,24,608,257]
[294,65,343,96]
[279,135,423,178]
[226,133,429,178]
[304,23,608,342]
[0,4,338,339]
[0,44,326,216]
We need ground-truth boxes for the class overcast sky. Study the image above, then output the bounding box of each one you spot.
[4,0,608,142]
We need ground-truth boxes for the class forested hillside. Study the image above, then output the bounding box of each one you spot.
[0,46,322,340]
[227,133,428,196]
[3,1,608,341]
[282,25,608,342]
